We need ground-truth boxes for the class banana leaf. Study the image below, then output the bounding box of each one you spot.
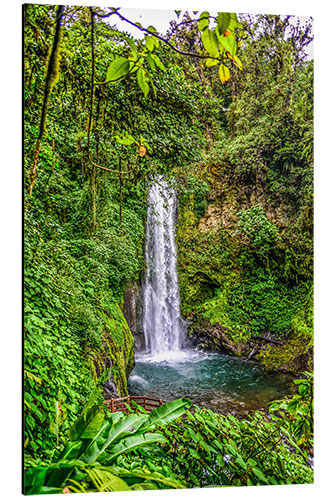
[55,440,83,461]
[25,485,64,495]
[69,404,105,441]
[79,412,147,463]
[103,432,167,464]
[24,467,48,488]
[140,398,192,431]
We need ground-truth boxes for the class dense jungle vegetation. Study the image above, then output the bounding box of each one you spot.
[24,4,313,493]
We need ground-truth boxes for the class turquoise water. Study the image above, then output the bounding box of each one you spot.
[128,350,295,414]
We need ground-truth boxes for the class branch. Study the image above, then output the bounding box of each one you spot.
[92,7,119,19]
[111,9,221,62]
[168,15,214,33]
[254,336,284,345]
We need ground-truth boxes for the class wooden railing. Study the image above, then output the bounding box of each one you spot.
[104,395,164,414]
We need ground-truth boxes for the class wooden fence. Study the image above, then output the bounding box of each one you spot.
[104,395,164,414]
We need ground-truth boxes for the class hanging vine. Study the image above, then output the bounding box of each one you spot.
[28,4,65,196]
[87,8,137,176]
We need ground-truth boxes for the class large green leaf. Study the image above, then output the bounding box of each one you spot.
[25,485,64,495]
[206,57,219,67]
[145,35,155,52]
[46,463,80,488]
[115,467,186,488]
[141,398,192,431]
[216,29,237,56]
[80,413,148,463]
[56,441,83,462]
[106,57,131,82]
[24,467,48,488]
[103,432,167,464]
[252,467,269,484]
[137,68,149,96]
[25,460,86,494]
[228,12,242,29]
[216,12,230,35]
[115,134,136,146]
[201,29,220,58]
[151,54,165,71]
[86,467,132,492]
[69,404,105,441]
[198,11,210,31]
[146,53,155,71]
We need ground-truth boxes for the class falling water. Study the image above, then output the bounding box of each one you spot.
[142,176,185,360]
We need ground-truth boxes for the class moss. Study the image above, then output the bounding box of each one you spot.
[91,303,135,397]
[256,332,313,373]
[256,290,313,372]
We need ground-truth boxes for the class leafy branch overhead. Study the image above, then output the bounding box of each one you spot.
[103,9,243,95]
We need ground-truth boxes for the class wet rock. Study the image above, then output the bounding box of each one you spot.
[102,359,119,399]
[91,305,135,397]
[122,282,140,335]
[122,281,145,351]
[190,320,247,356]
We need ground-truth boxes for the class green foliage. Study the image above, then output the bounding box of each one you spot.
[24,398,191,494]
[24,245,135,459]
[159,409,312,487]
[23,4,217,463]
[236,205,278,258]
[175,14,312,366]
[25,385,313,493]
[268,371,313,465]
[116,378,313,489]
[180,172,210,223]
[199,270,308,343]
[24,255,98,460]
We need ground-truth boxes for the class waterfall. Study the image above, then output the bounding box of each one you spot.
[143,176,185,359]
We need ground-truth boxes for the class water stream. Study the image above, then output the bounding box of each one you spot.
[142,176,185,359]
[129,177,294,414]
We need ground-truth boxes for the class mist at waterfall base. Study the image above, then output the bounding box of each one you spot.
[129,178,294,414]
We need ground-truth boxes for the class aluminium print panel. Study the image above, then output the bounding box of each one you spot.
[23,2,313,495]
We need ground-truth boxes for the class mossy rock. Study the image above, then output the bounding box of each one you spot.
[91,303,135,397]
[256,333,313,374]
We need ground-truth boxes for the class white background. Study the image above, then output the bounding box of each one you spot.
[1,0,331,499]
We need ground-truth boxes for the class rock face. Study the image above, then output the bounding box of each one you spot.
[198,202,240,233]
[198,204,223,232]
[92,304,135,398]
[102,357,119,400]
[122,281,145,352]
[122,282,139,335]
[191,320,247,356]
